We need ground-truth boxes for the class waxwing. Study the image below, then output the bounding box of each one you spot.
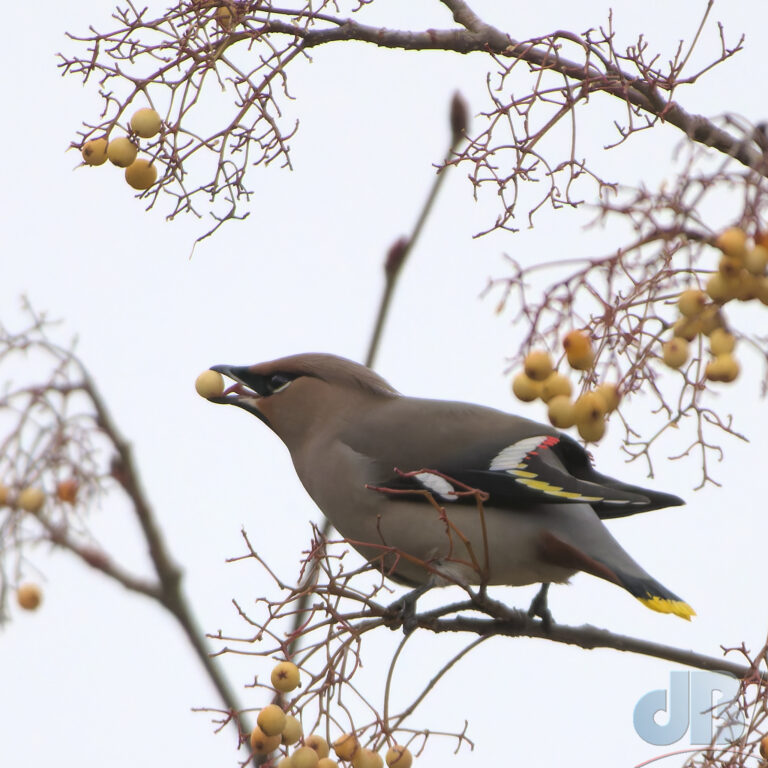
[206,353,694,620]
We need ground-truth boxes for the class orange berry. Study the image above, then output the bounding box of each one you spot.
[56,479,78,504]
[563,331,594,370]
[17,583,43,611]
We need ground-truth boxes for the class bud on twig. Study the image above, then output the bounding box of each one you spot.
[385,236,410,279]
[450,91,469,144]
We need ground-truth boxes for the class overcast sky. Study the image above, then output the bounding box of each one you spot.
[2,2,768,767]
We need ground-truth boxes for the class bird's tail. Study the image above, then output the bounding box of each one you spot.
[611,569,695,620]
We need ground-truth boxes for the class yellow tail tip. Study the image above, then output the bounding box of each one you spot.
[638,596,696,621]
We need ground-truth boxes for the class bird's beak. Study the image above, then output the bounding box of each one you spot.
[208,364,270,421]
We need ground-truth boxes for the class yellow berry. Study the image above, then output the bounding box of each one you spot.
[125,159,158,190]
[257,704,287,737]
[271,661,301,693]
[385,745,413,768]
[277,758,294,768]
[107,137,138,167]
[735,271,759,301]
[677,289,707,317]
[318,759,339,768]
[698,305,724,336]
[573,392,607,425]
[511,372,542,402]
[760,733,768,759]
[333,733,359,761]
[706,272,739,304]
[540,372,572,402]
[17,583,43,611]
[745,245,768,275]
[595,383,620,413]
[563,330,594,370]
[708,328,735,356]
[718,255,742,280]
[195,369,225,399]
[577,417,606,443]
[352,749,384,768]
[0,483,8,505]
[292,746,320,768]
[130,108,162,139]
[17,487,46,513]
[282,715,303,746]
[305,735,330,758]
[662,338,689,369]
[81,137,108,166]
[547,395,575,429]
[715,227,748,261]
[215,5,234,29]
[523,350,554,381]
[705,354,739,383]
[250,726,281,755]
[671,316,701,342]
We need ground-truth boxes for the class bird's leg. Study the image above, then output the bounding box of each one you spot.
[527,582,553,629]
[388,584,431,635]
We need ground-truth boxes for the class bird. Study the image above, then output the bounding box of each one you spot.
[205,353,694,621]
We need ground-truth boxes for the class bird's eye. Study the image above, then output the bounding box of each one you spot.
[268,374,294,394]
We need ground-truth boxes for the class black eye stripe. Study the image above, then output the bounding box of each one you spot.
[268,373,297,393]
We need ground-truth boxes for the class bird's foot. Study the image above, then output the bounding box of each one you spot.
[527,583,553,631]
[387,584,430,635]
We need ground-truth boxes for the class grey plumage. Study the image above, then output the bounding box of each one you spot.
[207,353,694,620]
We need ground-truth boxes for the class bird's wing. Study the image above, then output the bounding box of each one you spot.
[345,398,683,518]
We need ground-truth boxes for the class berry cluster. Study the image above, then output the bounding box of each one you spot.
[80,108,161,190]
[512,226,768,443]
[0,479,79,611]
[512,332,619,443]
[662,226,768,382]
[251,661,414,768]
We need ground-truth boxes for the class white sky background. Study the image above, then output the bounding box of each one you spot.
[2,1,768,767]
